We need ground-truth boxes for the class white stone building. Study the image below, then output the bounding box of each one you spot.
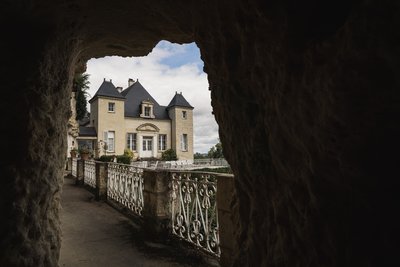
[78,78,194,160]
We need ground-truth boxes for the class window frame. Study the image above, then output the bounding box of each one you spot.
[108,102,115,112]
[181,134,188,151]
[142,137,153,151]
[103,131,115,152]
[144,106,151,117]
[158,134,167,151]
[182,110,187,119]
[126,133,137,151]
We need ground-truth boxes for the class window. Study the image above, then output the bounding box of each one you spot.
[143,137,153,151]
[103,131,115,152]
[158,134,167,150]
[144,106,151,117]
[181,134,188,151]
[182,111,187,119]
[108,102,115,112]
[140,100,155,118]
[126,133,137,151]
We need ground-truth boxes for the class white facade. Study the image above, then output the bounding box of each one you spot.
[86,80,194,160]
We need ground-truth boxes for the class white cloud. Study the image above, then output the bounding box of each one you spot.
[86,41,219,153]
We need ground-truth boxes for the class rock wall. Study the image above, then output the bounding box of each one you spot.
[0,10,81,266]
[198,1,400,266]
[0,0,399,266]
[199,2,400,266]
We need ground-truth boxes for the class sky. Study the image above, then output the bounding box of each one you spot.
[86,41,219,153]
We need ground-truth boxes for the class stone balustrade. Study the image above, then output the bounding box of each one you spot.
[193,158,230,167]
[68,159,236,266]
[216,174,237,267]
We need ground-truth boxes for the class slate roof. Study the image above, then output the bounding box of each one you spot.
[79,126,97,137]
[121,81,169,119]
[167,92,194,109]
[89,80,125,103]
[90,79,193,120]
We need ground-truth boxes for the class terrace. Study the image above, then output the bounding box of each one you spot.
[66,158,235,266]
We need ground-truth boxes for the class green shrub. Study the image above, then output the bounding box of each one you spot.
[123,148,134,158]
[161,149,177,161]
[78,145,91,154]
[97,155,115,162]
[116,155,131,164]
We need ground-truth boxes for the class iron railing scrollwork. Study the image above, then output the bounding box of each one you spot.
[107,162,144,216]
[170,172,220,257]
[83,160,96,188]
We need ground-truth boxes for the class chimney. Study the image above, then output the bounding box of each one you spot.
[116,86,123,93]
[128,78,134,87]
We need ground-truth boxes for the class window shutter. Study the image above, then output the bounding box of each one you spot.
[126,133,130,149]
[133,133,137,150]
[103,131,108,151]
[103,131,108,144]
[180,134,183,151]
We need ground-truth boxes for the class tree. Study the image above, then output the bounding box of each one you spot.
[207,141,224,158]
[194,152,207,159]
[74,73,90,120]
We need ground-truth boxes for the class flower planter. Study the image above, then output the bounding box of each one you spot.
[80,152,90,160]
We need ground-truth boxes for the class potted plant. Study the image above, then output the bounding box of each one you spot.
[70,147,78,158]
[79,146,91,160]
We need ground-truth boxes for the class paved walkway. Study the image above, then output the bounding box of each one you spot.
[60,176,214,267]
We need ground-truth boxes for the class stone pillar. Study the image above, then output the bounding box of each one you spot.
[66,157,72,171]
[217,174,237,267]
[138,135,143,158]
[152,135,158,158]
[95,162,108,201]
[76,159,84,185]
[142,170,171,236]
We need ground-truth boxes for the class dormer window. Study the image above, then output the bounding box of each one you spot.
[140,100,155,118]
[108,102,115,112]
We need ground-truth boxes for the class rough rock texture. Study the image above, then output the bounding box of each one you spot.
[0,10,81,265]
[1,0,399,266]
[203,1,400,266]
[67,91,79,139]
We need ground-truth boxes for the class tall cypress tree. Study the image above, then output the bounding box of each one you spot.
[74,73,90,121]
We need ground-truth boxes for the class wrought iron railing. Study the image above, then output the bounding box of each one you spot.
[170,171,220,257]
[71,158,77,177]
[84,160,96,188]
[107,162,144,216]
